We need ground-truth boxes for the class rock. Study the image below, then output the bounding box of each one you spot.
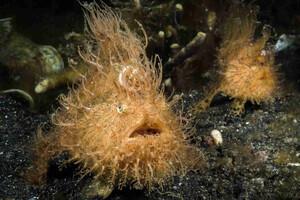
[210,129,223,145]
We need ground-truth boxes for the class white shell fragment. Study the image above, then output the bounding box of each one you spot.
[210,129,223,145]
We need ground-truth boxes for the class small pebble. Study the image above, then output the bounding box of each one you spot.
[28,197,39,200]
[164,78,172,87]
[210,129,223,145]
[158,31,165,39]
[175,3,183,12]
[170,43,180,49]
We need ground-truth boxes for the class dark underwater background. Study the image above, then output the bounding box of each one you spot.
[0,0,299,199]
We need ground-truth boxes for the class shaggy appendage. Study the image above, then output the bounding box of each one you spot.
[52,77,202,189]
[30,3,203,192]
[194,4,279,114]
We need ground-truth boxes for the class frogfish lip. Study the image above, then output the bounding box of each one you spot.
[128,119,162,138]
[129,125,161,138]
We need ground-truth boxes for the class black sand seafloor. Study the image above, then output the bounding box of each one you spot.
[1,87,300,200]
[0,0,300,199]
